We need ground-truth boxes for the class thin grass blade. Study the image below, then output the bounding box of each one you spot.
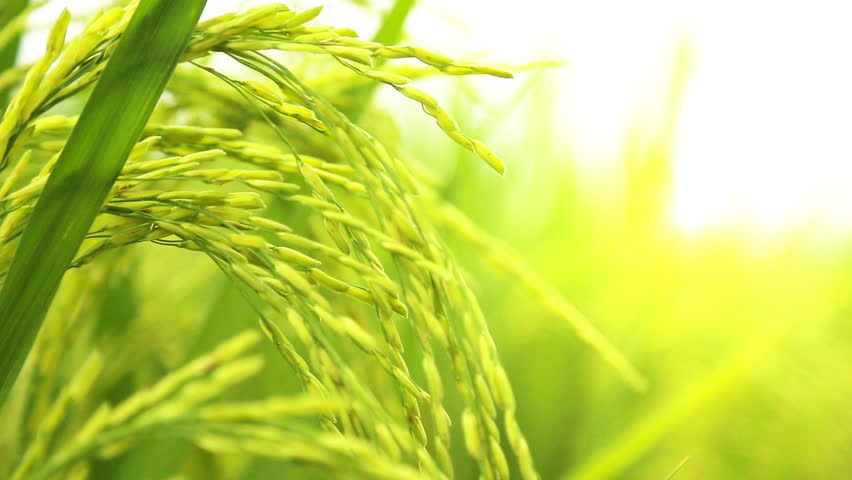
[0,0,29,106]
[348,0,417,121]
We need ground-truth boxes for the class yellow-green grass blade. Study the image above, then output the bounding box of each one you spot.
[0,0,28,106]
[563,332,776,480]
[348,0,417,122]
[0,0,207,407]
[372,0,418,45]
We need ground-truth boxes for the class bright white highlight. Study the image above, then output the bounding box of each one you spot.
[670,1,852,234]
[22,0,852,234]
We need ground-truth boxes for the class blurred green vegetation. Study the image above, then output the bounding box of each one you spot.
[2,1,850,479]
[77,39,851,480]
[419,41,852,479]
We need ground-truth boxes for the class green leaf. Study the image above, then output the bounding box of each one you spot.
[0,0,208,408]
[0,0,28,106]
[371,0,418,45]
[348,0,417,122]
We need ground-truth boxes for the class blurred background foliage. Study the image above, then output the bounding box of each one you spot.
[4,0,851,479]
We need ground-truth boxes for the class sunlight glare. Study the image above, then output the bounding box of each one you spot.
[670,1,852,233]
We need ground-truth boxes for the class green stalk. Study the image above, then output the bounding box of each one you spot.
[0,0,207,408]
[0,0,28,106]
[348,0,417,122]
[371,0,417,45]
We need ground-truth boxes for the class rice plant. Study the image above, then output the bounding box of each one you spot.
[0,2,644,479]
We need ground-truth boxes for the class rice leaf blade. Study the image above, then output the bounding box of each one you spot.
[0,0,208,407]
[372,0,418,45]
[348,0,417,121]
[0,0,28,106]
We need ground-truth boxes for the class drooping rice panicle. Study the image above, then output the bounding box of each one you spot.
[0,3,646,479]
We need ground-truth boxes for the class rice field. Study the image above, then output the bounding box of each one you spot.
[0,1,849,479]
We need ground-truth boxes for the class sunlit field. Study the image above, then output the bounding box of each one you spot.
[1,1,850,479]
